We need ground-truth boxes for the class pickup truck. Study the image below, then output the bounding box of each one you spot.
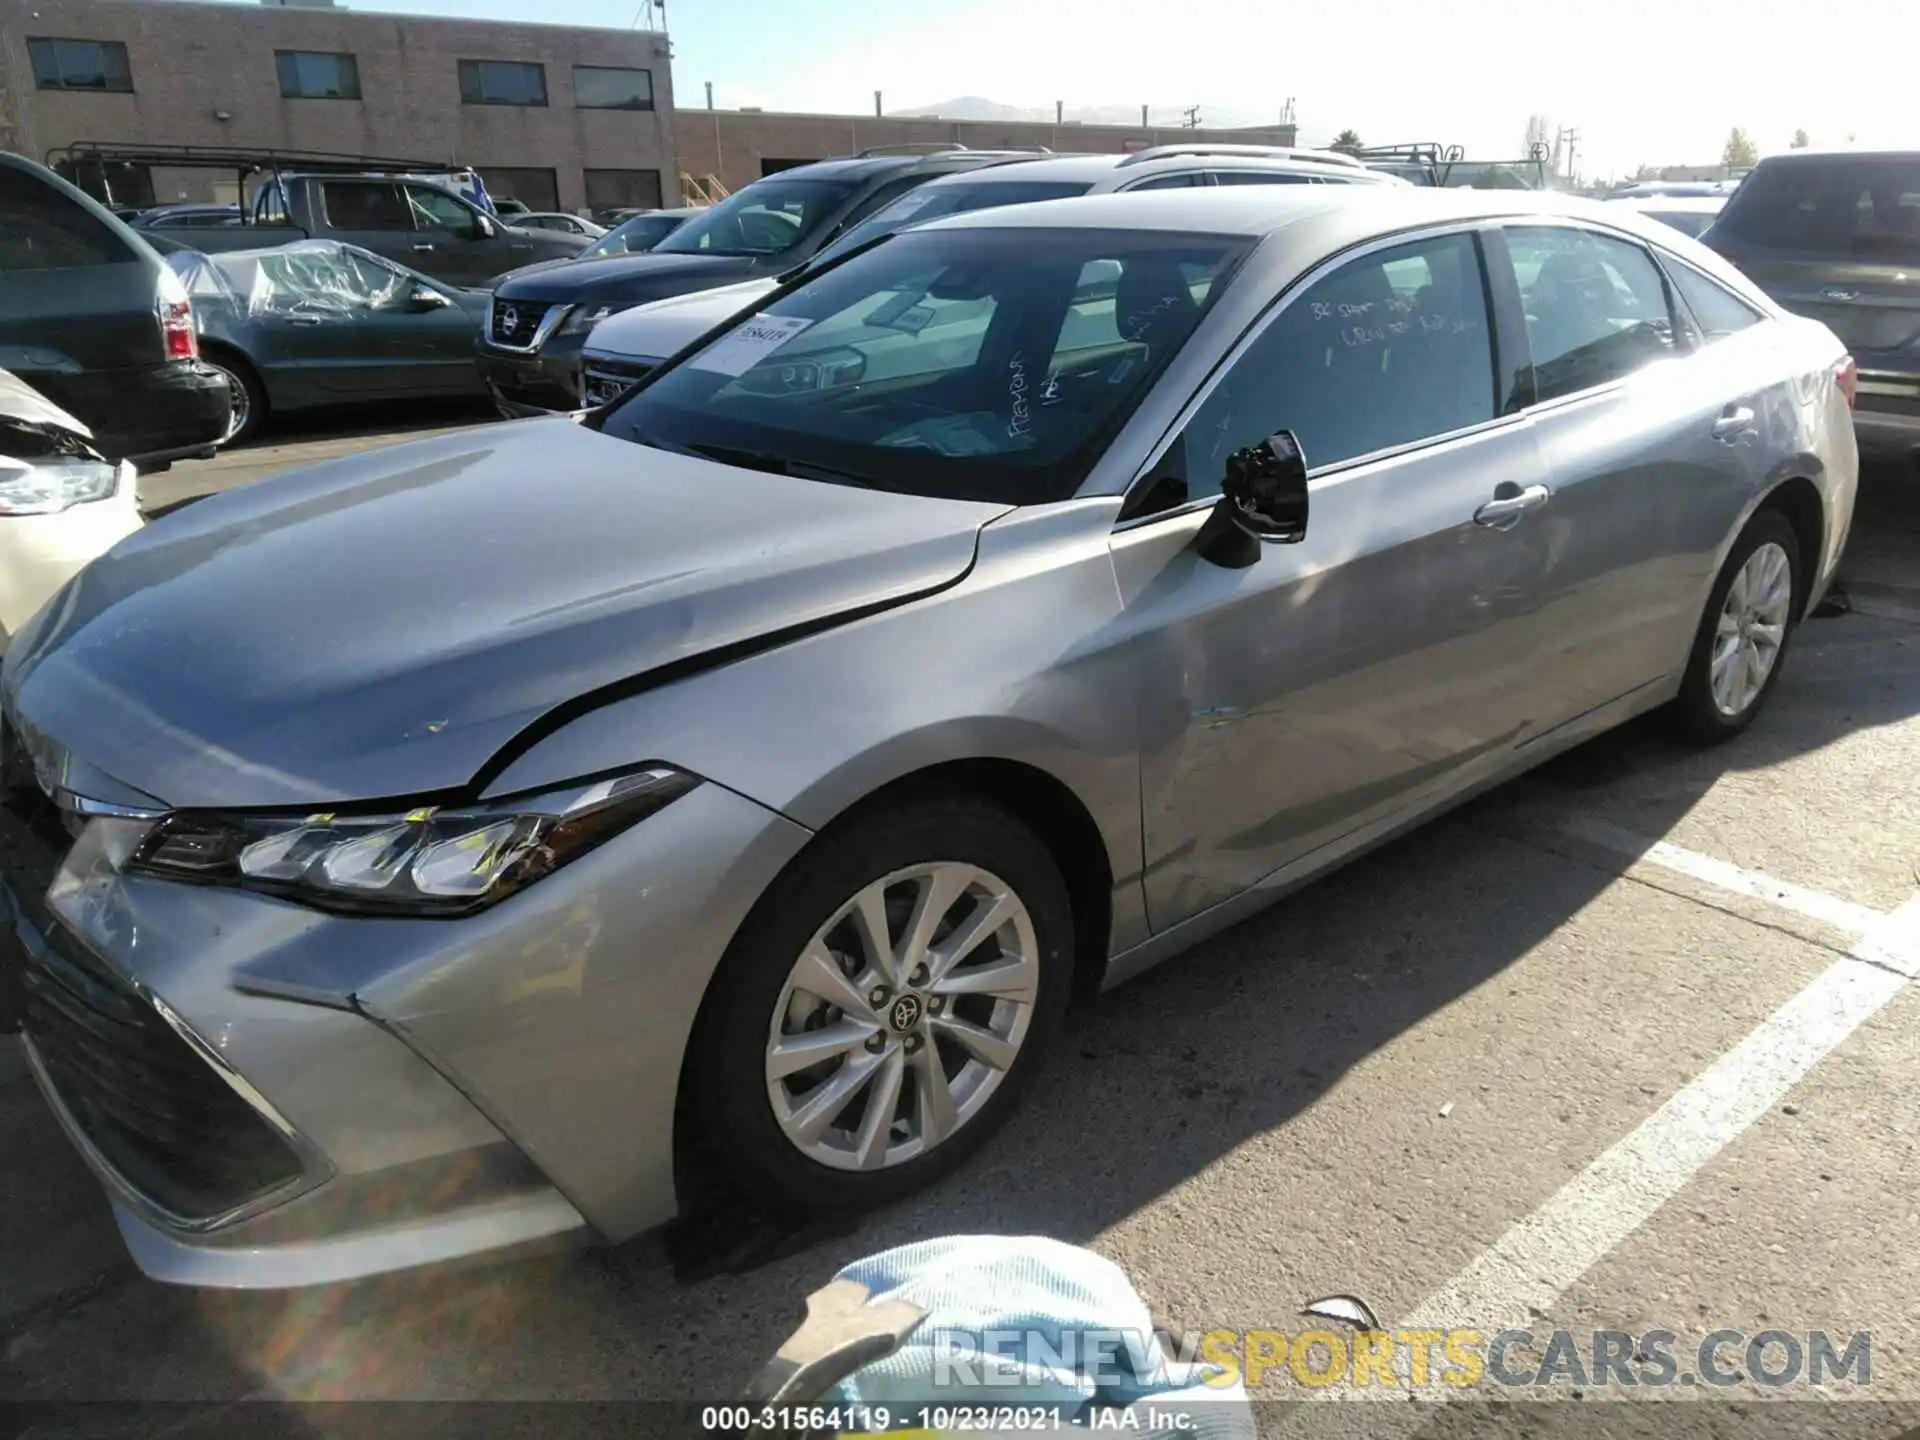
[141,173,590,288]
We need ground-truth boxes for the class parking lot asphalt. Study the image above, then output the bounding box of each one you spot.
[6,416,1919,1431]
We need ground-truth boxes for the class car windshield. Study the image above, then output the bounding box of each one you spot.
[585,212,688,257]
[598,226,1249,506]
[809,178,1096,270]
[1712,156,1920,263]
[652,178,857,258]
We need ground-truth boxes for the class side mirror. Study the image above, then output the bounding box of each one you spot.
[473,213,498,240]
[408,287,452,311]
[1194,430,1309,568]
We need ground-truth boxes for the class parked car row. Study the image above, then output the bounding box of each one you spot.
[483,142,1407,414]
[1,172,1861,1291]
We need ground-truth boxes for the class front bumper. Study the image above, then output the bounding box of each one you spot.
[477,330,588,416]
[1853,370,1920,463]
[1,764,811,1288]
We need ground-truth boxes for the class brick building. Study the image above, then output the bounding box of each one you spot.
[0,0,675,214]
[676,107,1301,198]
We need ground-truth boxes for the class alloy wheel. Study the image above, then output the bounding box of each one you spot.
[204,360,250,443]
[1711,539,1792,717]
[764,862,1039,1172]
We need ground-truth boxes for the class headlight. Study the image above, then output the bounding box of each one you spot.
[0,457,124,517]
[126,765,699,916]
[558,303,620,337]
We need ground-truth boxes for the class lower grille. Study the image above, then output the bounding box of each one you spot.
[581,358,657,408]
[20,925,305,1224]
[489,377,580,413]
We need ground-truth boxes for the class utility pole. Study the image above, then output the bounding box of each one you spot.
[1562,125,1581,183]
[1183,105,1201,130]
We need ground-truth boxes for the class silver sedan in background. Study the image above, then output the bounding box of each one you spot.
[0,186,1856,1289]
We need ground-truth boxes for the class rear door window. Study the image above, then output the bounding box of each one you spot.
[1208,171,1316,186]
[0,166,135,269]
[1504,226,1679,403]
[1126,173,1202,191]
[321,180,412,231]
[1714,156,1920,264]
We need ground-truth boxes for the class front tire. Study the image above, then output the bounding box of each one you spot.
[688,796,1073,1216]
[1671,507,1802,745]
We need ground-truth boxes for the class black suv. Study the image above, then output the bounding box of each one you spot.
[1705,149,1920,466]
[476,146,1051,415]
[0,155,230,466]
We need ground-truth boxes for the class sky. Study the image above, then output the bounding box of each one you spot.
[309,0,1917,179]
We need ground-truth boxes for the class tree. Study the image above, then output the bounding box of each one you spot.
[1331,128,1363,152]
[1723,127,1759,170]
[1524,114,1552,159]
[1791,128,1810,148]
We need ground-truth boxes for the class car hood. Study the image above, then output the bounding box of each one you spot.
[493,251,763,306]
[2,418,1008,809]
[585,278,782,364]
[0,367,94,442]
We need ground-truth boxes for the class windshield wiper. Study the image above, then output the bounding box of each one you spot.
[686,441,889,491]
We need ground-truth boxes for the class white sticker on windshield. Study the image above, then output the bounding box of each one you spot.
[873,192,935,224]
[690,315,817,376]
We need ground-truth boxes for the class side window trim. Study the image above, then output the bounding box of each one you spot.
[1476,227,1536,413]
[1496,218,1691,413]
[1114,220,1518,531]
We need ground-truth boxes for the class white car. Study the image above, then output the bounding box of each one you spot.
[0,369,143,653]
[578,145,1407,406]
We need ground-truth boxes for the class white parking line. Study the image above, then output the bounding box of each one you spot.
[1280,827,1919,1430]
[1558,815,1886,936]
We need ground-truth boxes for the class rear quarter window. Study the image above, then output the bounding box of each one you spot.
[0,166,137,270]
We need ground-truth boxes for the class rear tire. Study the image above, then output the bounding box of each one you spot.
[1670,507,1802,746]
[687,796,1073,1216]
[200,350,267,446]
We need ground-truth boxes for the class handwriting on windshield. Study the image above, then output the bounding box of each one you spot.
[1008,352,1032,439]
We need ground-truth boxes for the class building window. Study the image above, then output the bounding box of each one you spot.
[276,50,361,100]
[572,65,653,111]
[584,168,664,214]
[27,37,133,92]
[457,59,547,107]
[479,168,559,213]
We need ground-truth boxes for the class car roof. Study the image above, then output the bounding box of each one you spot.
[1748,147,1919,164]
[897,147,1389,190]
[917,183,1709,243]
[758,149,1053,183]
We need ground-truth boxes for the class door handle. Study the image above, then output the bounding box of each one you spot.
[285,313,326,326]
[1473,483,1551,529]
[412,242,435,252]
[1712,405,1755,440]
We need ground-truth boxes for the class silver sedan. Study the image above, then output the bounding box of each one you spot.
[0,186,1857,1288]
